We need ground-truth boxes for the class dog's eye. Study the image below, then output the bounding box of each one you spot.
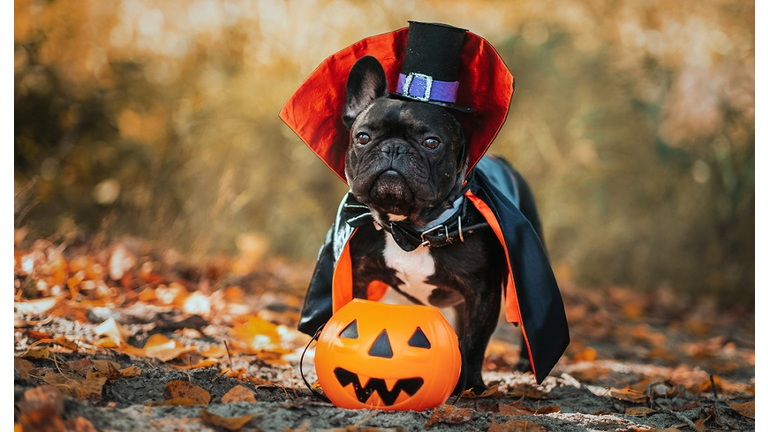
[423,137,441,149]
[356,133,371,145]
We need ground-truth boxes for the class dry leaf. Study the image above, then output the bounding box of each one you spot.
[15,295,63,315]
[43,371,107,401]
[19,346,50,360]
[509,384,549,400]
[487,416,547,432]
[625,406,656,417]
[20,385,65,415]
[497,403,533,416]
[16,403,67,432]
[163,380,211,405]
[94,317,129,345]
[231,315,281,351]
[15,357,35,380]
[221,385,257,403]
[119,365,142,378]
[609,388,648,403]
[142,334,197,362]
[147,397,199,407]
[729,401,755,419]
[66,417,99,432]
[424,404,473,428]
[52,336,78,351]
[573,346,597,362]
[200,409,255,431]
[461,384,499,398]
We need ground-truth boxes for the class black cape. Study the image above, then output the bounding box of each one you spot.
[298,156,569,383]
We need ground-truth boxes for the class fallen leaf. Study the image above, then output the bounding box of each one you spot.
[497,403,533,416]
[119,365,142,378]
[147,397,199,407]
[199,345,228,358]
[43,371,106,401]
[460,384,499,398]
[15,295,63,315]
[200,409,255,431]
[729,401,755,419]
[14,357,35,380]
[573,346,597,362]
[142,334,197,362]
[487,416,547,432]
[231,315,281,351]
[16,403,67,432]
[509,384,549,400]
[163,380,211,405]
[221,385,257,403]
[19,385,65,415]
[52,336,78,351]
[66,417,99,432]
[609,388,648,403]
[94,317,129,345]
[425,404,472,428]
[625,406,656,417]
[87,361,123,381]
[18,346,50,360]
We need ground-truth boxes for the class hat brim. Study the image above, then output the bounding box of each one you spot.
[279,26,514,183]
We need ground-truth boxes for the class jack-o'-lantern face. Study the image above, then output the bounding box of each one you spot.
[314,299,461,411]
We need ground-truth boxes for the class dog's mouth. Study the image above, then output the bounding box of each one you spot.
[333,367,424,406]
[366,170,415,213]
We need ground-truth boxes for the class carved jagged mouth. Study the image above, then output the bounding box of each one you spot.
[333,367,424,406]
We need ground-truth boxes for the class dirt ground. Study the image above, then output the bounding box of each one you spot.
[13,239,755,431]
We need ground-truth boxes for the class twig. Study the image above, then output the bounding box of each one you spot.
[653,399,698,430]
[709,374,720,424]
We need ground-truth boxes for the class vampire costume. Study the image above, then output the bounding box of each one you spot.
[279,21,569,384]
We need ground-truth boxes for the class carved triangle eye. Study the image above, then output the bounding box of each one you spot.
[339,320,359,339]
[407,327,431,349]
[368,329,393,358]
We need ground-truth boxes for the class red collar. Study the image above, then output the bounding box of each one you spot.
[279,26,514,183]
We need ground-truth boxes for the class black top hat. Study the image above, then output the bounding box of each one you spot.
[389,21,474,112]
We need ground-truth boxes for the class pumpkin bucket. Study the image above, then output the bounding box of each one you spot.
[312,299,462,411]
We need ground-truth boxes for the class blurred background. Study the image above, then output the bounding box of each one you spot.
[14,0,754,305]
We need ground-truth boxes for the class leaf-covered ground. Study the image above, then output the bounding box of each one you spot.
[14,238,755,431]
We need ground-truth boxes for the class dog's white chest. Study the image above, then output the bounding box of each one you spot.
[382,233,438,305]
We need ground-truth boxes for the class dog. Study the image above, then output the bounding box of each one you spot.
[284,21,569,398]
[337,55,551,393]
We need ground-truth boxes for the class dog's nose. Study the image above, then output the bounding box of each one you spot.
[380,142,409,157]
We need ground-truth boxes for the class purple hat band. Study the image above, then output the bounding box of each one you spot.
[396,72,459,104]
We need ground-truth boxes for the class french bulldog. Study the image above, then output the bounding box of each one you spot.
[339,55,545,393]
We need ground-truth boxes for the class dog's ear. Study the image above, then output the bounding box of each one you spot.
[343,56,388,129]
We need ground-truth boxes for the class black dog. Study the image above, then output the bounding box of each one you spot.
[338,56,543,392]
[286,21,569,398]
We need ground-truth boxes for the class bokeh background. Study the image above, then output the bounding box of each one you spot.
[14,0,754,305]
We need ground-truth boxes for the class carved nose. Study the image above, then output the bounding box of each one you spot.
[368,329,393,358]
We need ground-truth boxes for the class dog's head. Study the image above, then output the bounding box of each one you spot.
[342,56,468,226]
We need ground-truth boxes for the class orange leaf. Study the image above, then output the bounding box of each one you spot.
[163,380,210,405]
[119,365,142,378]
[53,336,78,351]
[142,334,196,362]
[609,388,648,404]
[221,385,257,403]
[573,346,597,362]
[43,371,106,401]
[729,401,755,419]
[509,384,549,400]
[488,416,546,432]
[146,397,198,407]
[625,407,656,416]
[200,409,255,431]
[231,316,281,350]
[424,404,473,427]
[94,318,129,345]
[14,357,35,380]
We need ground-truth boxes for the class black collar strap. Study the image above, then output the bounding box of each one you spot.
[342,193,490,252]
